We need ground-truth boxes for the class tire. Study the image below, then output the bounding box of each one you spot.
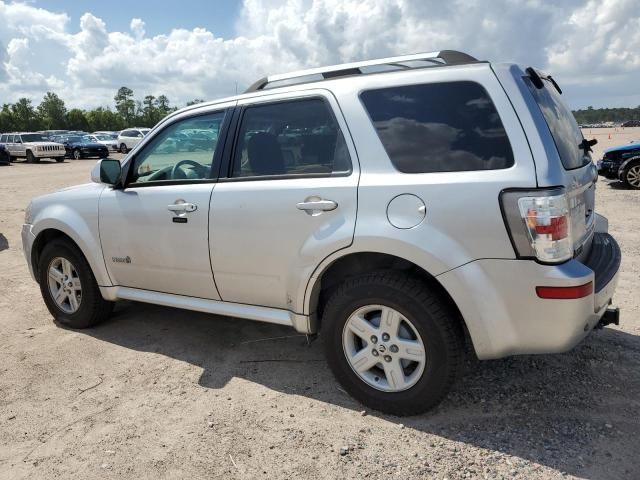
[622,161,640,190]
[321,272,463,416]
[9,156,15,163]
[72,148,82,160]
[26,150,39,163]
[55,157,65,163]
[38,239,114,329]
[119,143,128,154]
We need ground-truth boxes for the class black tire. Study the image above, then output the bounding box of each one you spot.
[72,148,82,160]
[9,156,15,163]
[119,143,128,154]
[26,150,39,163]
[38,239,114,329]
[621,159,640,190]
[55,156,65,163]
[321,272,463,416]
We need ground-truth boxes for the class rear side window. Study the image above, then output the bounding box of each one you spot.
[360,81,514,173]
[231,98,351,178]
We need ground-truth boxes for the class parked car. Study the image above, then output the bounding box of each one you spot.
[117,128,151,153]
[22,51,621,415]
[0,132,65,163]
[597,140,640,188]
[87,134,119,152]
[621,120,640,128]
[0,144,9,165]
[54,135,109,160]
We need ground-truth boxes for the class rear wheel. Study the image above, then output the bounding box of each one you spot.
[119,143,128,154]
[26,150,39,163]
[38,239,114,328]
[321,272,463,416]
[72,148,82,160]
[623,163,640,190]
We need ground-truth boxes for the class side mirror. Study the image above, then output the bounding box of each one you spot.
[91,159,122,186]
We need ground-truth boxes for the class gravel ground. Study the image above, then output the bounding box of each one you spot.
[1,128,639,479]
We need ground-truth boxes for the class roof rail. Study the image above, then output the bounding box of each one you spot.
[244,50,478,93]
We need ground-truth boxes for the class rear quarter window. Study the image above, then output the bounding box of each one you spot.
[360,81,514,173]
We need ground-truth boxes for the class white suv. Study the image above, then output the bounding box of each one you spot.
[1,132,66,163]
[117,128,150,153]
[22,51,621,415]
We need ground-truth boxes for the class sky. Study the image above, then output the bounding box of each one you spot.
[0,0,639,111]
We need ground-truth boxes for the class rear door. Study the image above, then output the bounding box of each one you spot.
[209,90,359,311]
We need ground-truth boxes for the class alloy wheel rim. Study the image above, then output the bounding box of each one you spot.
[73,150,80,159]
[342,304,426,392]
[627,166,640,187]
[47,257,82,314]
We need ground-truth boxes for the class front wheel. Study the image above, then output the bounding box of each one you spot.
[119,143,128,154]
[26,150,39,163]
[55,156,65,163]
[622,163,640,190]
[38,239,114,328]
[321,272,463,416]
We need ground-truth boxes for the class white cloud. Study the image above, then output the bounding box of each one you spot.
[0,0,638,110]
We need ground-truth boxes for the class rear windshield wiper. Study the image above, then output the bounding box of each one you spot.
[526,67,563,94]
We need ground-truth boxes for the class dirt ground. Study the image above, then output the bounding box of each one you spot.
[0,127,639,479]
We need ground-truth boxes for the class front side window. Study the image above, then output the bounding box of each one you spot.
[130,111,226,184]
[360,81,514,173]
[231,98,351,178]
[21,134,48,142]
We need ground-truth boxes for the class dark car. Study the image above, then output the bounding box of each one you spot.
[54,135,109,160]
[0,144,9,165]
[621,120,640,128]
[598,140,640,189]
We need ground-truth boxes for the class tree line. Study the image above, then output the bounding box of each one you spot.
[0,87,205,133]
[1,87,639,133]
[572,105,640,125]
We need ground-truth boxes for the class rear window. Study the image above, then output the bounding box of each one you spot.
[360,81,514,173]
[524,77,589,170]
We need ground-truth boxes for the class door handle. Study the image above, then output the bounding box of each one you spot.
[296,198,338,215]
[168,201,197,213]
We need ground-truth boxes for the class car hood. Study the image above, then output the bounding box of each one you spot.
[71,142,107,148]
[604,141,640,153]
[27,142,64,147]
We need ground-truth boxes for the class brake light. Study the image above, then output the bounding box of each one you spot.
[500,188,573,263]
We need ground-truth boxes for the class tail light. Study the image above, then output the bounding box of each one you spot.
[500,188,573,263]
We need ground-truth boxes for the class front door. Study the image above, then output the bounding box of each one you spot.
[100,107,231,299]
[210,92,359,311]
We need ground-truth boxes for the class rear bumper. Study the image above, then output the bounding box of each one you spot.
[438,230,621,360]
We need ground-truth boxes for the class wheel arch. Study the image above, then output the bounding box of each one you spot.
[306,251,472,350]
[31,218,111,287]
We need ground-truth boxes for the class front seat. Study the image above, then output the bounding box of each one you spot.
[247,132,286,176]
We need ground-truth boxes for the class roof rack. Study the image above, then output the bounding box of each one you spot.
[244,50,479,93]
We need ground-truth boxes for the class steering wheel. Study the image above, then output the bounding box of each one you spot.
[171,159,206,179]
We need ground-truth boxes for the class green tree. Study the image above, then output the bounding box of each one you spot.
[142,95,158,126]
[114,86,136,125]
[66,108,89,131]
[0,104,16,133]
[37,92,67,130]
[11,98,41,131]
[186,99,205,106]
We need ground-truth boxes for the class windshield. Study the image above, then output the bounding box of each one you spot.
[525,77,590,170]
[94,135,112,141]
[21,134,47,142]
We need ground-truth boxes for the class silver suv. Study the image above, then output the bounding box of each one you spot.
[22,51,621,415]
